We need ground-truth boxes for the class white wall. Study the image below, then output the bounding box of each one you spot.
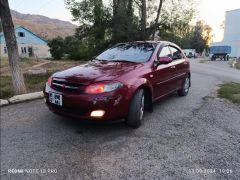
[0,44,51,59]
[223,9,240,42]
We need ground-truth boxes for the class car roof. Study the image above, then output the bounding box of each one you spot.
[130,41,182,49]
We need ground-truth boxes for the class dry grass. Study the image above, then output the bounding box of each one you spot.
[39,60,81,72]
[0,58,83,76]
[0,58,39,76]
[0,58,85,99]
[198,57,210,63]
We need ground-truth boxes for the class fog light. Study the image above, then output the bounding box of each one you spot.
[90,110,105,117]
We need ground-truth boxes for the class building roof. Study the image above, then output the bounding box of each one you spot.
[226,9,240,13]
[0,25,48,43]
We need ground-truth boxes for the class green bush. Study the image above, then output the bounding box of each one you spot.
[48,37,65,59]
[218,82,240,105]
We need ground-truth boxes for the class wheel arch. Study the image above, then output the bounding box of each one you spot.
[188,72,191,87]
[131,79,153,113]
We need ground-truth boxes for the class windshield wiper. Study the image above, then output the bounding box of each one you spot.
[92,58,107,62]
[108,60,137,63]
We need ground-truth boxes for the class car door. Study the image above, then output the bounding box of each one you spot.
[169,46,188,89]
[151,45,177,100]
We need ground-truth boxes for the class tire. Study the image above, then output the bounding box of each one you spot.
[177,76,190,96]
[211,55,216,61]
[126,89,145,128]
[224,55,227,61]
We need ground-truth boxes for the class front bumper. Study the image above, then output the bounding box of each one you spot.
[43,84,130,121]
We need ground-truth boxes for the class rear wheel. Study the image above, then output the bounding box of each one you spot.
[211,55,216,61]
[226,55,229,61]
[177,76,190,96]
[126,89,145,128]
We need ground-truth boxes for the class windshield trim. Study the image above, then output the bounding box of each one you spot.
[94,42,157,63]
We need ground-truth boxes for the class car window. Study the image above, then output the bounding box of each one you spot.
[158,46,171,58]
[169,46,183,60]
[95,42,156,63]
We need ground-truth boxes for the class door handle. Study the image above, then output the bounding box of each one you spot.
[170,66,176,69]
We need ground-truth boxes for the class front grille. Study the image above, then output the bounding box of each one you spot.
[52,79,82,92]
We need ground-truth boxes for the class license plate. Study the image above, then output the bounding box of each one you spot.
[49,92,63,106]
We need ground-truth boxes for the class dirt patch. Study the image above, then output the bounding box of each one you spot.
[0,58,84,76]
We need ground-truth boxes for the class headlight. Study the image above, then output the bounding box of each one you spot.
[85,82,123,94]
[47,77,52,86]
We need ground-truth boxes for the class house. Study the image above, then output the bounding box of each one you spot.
[211,9,240,58]
[0,26,51,59]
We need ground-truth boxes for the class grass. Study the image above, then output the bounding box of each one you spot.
[198,57,210,63]
[0,58,83,76]
[199,59,207,63]
[0,58,85,99]
[0,73,52,99]
[218,82,240,105]
[0,58,39,76]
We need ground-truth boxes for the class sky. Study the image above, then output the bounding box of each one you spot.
[9,0,240,42]
[196,0,240,42]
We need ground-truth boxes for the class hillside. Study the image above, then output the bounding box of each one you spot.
[10,10,77,40]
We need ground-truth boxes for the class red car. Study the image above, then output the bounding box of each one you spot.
[44,41,190,128]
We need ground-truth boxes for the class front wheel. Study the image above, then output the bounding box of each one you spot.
[177,76,190,96]
[126,89,145,128]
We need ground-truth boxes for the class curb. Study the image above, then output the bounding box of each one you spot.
[0,91,44,107]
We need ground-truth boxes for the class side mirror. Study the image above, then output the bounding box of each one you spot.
[158,56,173,65]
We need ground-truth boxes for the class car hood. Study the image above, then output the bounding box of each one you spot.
[53,61,143,84]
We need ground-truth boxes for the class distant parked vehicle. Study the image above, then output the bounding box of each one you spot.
[183,49,196,58]
[210,46,231,61]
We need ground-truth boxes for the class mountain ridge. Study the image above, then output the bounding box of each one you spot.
[10,10,77,40]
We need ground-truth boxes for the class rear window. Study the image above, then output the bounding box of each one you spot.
[96,42,156,63]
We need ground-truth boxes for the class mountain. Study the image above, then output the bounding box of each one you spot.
[11,10,77,40]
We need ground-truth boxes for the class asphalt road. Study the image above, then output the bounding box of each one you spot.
[1,59,240,180]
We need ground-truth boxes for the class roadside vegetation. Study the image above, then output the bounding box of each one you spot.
[199,58,209,63]
[218,82,240,105]
[0,58,82,99]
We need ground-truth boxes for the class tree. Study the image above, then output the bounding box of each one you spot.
[66,0,200,58]
[140,0,146,39]
[0,21,2,32]
[151,0,164,40]
[111,0,139,42]
[48,36,65,59]
[0,0,26,94]
[190,21,213,53]
[66,0,111,55]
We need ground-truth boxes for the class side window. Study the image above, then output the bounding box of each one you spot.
[21,47,27,54]
[169,46,183,60]
[158,46,171,59]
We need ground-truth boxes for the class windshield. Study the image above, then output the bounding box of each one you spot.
[95,42,156,63]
